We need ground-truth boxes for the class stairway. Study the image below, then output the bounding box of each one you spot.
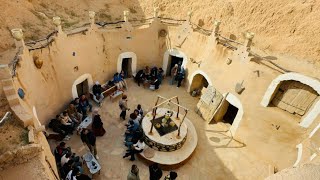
[1,78,33,127]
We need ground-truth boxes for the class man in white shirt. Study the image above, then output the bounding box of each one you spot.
[123,139,145,161]
[61,152,71,166]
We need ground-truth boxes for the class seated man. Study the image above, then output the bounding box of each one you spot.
[79,94,92,116]
[71,98,82,114]
[48,117,68,138]
[58,114,74,135]
[54,142,71,164]
[135,69,146,86]
[92,81,104,106]
[113,73,126,90]
[123,138,145,161]
[150,77,160,91]
[67,103,82,124]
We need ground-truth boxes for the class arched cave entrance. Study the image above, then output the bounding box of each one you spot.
[212,93,244,136]
[190,74,209,96]
[261,72,320,128]
[162,49,187,76]
[117,52,137,77]
[72,73,93,99]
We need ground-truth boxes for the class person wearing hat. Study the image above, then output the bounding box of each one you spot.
[92,81,104,106]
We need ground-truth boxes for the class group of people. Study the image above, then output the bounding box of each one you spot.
[119,96,145,161]
[54,142,91,180]
[91,71,127,106]
[127,164,178,180]
[170,63,185,88]
[135,66,164,90]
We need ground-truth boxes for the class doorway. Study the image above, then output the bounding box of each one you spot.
[76,79,89,97]
[167,55,183,76]
[222,103,239,125]
[121,58,132,78]
[190,74,209,96]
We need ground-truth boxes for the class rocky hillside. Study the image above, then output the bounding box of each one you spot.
[0,0,320,66]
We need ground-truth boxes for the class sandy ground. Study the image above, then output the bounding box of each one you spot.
[47,78,281,180]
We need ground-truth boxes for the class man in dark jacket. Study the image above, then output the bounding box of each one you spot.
[80,128,98,159]
[92,81,104,106]
[149,163,163,180]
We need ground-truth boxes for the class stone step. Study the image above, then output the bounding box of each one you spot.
[3,85,15,96]
[11,105,33,127]
[1,79,13,87]
[6,94,20,107]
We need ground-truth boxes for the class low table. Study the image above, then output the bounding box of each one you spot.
[82,152,101,175]
[109,89,123,101]
[77,116,92,132]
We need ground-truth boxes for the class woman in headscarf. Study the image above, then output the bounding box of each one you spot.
[91,108,106,136]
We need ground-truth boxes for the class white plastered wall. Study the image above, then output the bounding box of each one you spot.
[71,73,93,99]
[117,52,137,77]
[260,72,320,128]
[162,49,188,75]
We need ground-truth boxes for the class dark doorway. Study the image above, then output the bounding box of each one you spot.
[167,55,183,76]
[76,79,89,97]
[122,58,132,78]
[223,103,239,125]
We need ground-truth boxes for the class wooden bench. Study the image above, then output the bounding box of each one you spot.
[90,83,123,102]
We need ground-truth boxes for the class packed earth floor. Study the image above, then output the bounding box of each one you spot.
[48,78,302,180]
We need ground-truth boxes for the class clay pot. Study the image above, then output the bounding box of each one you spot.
[33,56,43,69]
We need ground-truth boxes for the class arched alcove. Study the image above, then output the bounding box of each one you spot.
[261,73,320,128]
[117,52,137,77]
[187,70,213,93]
[71,73,93,99]
[224,93,244,136]
[162,49,188,75]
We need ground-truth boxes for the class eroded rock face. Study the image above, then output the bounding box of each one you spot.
[0,0,320,65]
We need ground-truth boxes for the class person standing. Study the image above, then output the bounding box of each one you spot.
[80,128,98,159]
[176,65,185,88]
[170,64,178,85]
[119,95,130,120]
[149,163,163,180]
[127,164,140,180]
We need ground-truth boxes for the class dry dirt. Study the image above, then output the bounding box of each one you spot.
[0,0,320,66]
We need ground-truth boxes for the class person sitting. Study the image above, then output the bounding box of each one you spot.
[66,166,84,180]
[144,66,151,80]
[54,142,70,164]
[92,113,106,137]
[113,72,126,90]
[61,152,72,166]
[151,67,158,79]
[79,94,92,116]
[61,159,74,179]
[135,69,145,86]
[150,77,160,91]
[71,98,82,114]
[58,114,74,135]
[164,171,178,180]
[123,138,145,161]
[92,81,104,106]
[48,117,69,138]
[157,68,164,84]
[67,103,82,124]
